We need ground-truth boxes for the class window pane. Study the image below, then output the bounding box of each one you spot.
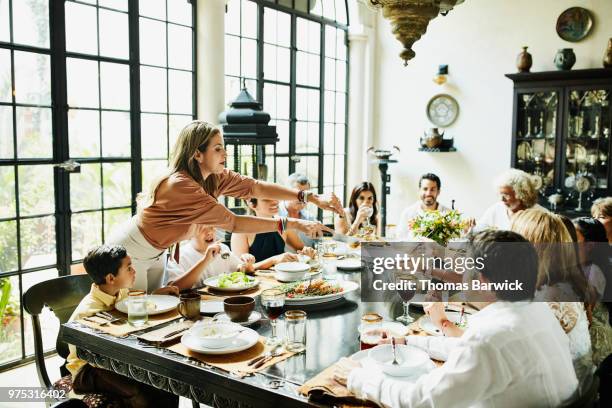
[168,24,192,71]
[336,61,346,91]
[99,9,129,59]
[325,58,335,91]
[139,0,165,20]
[274,119,289,154]
[71,211,102,261]
[324,90,334,122]
[102,162,131,208]
[140,18,167,67]
[0,275,21,364]
[101,111,130,157]
[325,26,335,59]
[0,0,9,42]
[264,83,289,120]
[322,0,335,20]
[23,269,60,355]
[335,92,345,123]
[65,1,98,55]
[241,38,257,79]
[103,208,131,243]
[0,166,15,218]
[295,156,319,189]
[323,154,334,186]
[100,62,130,110]
[337,29,346,61]
[14,52,51,105]
[12,0,49,48]
[71,163,101,212]
[296,88,319,122]
[16,107,52,159]
[0,221,18,272]
[295,121,319,153]
[297,19,320,54]
[142,160,167,191]
[18,165,54,216]
[296,51,319,87]
[241,0,258,39]
[0,106,13,159]
[168,69,192,114]
[168,114,191,149]
[226,0,240,36]
[225,35,241,77]
[335,123,345,154]
[99,0,128,12]
[334,154,344,184]
[66,58,99,108]
[140,66,167,112]
[68,109,100,158]
[20,216,56,269]
[274,156,289,185]
[263,44,276,81]
[0,49,10,102]
[335,0,347,24]
[141,113,167,159]
[168,0,191,25]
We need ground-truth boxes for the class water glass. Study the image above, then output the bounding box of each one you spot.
[128,291,148,327]
[321,253,337,275]
[285,310,307,353]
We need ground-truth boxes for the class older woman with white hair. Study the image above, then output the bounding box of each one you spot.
[476,168,545,231]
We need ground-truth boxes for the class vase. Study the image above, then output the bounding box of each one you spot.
[554,48,576,70]
[516,46,532,73]
[604,38,612,68]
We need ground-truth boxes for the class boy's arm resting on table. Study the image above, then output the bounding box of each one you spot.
[348,341,511,408]
[406,335,462,362]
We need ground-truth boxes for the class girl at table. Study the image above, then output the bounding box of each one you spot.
[335,182,382,237]
[164,225,256,290]
[107,120,342,292]
[231,198,316,270]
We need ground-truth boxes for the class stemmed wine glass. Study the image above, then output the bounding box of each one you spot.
[395,273,417,324]
[261,288,285,345]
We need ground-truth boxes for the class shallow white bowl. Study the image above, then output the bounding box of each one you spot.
[368,344,432,377]
[189,322,242,348]
[274,262,310,282]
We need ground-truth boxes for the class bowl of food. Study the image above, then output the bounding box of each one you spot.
[190,322,242,348]
[274,262,310,282]
[368,344,433,377]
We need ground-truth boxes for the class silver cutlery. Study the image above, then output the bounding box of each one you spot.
[253,346,286,369]
[248,345,282,366]
[95,312,124,324]
[391,337,400,366]
[83,316,110,326]
[162,327,190,339]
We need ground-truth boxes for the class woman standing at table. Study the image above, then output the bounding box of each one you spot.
[108,120,342,292]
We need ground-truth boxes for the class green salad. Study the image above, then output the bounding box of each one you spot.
[217,272,254,288]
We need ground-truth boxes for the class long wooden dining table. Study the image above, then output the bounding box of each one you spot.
[62,269,419,407]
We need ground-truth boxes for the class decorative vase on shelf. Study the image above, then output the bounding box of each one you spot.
[516,46,533,73]
[554,48,576,70]
[604,38,612,68]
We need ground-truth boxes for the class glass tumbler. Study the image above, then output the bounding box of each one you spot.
[128,291,148,327]
[285,310,307,353]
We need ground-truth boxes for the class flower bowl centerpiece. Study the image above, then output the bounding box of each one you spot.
[407,210,466,246]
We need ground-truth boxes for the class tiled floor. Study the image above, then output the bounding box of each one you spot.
[0,354,196,407]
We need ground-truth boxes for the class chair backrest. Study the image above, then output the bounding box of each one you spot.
[561,375,600,408]
[22,274,93,389]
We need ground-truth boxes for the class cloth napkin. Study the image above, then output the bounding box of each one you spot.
[77,309,180,337]
[137,319,196,346]
[167,337,296,378]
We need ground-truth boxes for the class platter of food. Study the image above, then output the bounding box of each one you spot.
[203,272,259,292]
[115,295,179,315]
[275,278,359,305]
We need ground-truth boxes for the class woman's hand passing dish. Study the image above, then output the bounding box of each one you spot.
[289,218,334,238]
[309,193,344,217]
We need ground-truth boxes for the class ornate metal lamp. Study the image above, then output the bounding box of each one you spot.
[367,146,400,236]
[219,83,278,211]
[368,0,465,65]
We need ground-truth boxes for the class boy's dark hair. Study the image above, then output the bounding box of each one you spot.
[419,173,441,190]
[573,217,608,243]
[83,244,128,284]
[469,230,538,301]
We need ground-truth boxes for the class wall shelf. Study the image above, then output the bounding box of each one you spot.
[418,147,457,152]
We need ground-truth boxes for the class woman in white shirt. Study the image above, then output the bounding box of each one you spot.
[335,182,382,237]
[335,230,578,408]
[476,168,544,231]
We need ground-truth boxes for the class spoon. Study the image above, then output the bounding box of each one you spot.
[391,337,399,365]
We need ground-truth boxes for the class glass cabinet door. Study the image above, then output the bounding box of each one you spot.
[515,90,559,192]
[563,88,610,210]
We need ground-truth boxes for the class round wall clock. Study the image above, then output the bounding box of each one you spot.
[427,94,459,127]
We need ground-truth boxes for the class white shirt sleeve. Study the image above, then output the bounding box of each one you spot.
[348,341,513,408]
[406,335,462,361]
[164,257,186,284]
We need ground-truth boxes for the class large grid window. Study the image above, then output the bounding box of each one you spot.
[224,0,349,223]
[0,0,195,370]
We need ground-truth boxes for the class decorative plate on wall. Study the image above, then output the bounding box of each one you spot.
[426,94,459,127]
[556,7,593,42]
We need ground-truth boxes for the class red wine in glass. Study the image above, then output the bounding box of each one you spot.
[263,301,284,320]
[396,276,417,324]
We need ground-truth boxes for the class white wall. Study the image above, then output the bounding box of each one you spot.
[370,0,612,222]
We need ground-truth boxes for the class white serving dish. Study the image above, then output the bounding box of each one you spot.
[182,324,258,355]
[187,322,242,349]
[274,262,310,282]
[368,344,434,377]
[336,258,362,270]
[115,295,179,315]
[284,280,359,305]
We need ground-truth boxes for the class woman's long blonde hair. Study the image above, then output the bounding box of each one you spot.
[137,121,221,211]
[510,208,591,301]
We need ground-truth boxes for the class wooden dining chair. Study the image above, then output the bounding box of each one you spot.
[22,274,119,407]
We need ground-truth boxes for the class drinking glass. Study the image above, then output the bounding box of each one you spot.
[285,310,307,353]
[395,274,417,324]
[359,312,383,350]
[261,288,285,345]
[361,205,374,233]
[128,291,148,327]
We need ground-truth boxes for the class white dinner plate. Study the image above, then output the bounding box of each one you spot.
[419,311,470,336]
[203,275,259,292]
[336,258,362,270]
[181,325,259,355]
[212,311,262,326]
[200,301,224,315]
[284,280,359,305]
[115,295,179,315]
